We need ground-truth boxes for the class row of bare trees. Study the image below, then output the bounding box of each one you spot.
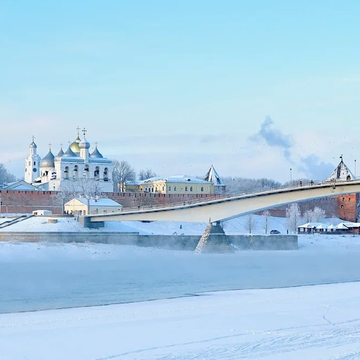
[239,204,326,235]
[112,160,156,192]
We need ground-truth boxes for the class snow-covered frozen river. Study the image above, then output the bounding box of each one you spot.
[1,234,360,314]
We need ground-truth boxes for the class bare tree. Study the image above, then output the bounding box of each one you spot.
[0,164,16,184]
[303,209,313,223]
[57,179,103,212]
[302,207,326,223]
[138,169,157,181]
[262,210,271,234]
[76,178,102,198]
[311,207,326,222]
[286,203,302,234]
[112,160,136,192]
[244,214,257,234]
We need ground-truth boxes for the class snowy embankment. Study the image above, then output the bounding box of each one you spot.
[1,281,360,359]
[0,213,342,235]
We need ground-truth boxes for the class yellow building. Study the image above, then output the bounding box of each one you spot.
[126,176,214,195]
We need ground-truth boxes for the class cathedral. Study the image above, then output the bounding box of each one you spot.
[24,128,113,192]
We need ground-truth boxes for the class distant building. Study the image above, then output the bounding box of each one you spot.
[24,128,113,192]
[126,175,214,195]
[326,155,355,182]
[64,197,123,216]
[204,165,226,194]
[0,180,39,191]
[325,156,359,222]
[124,165,226,195]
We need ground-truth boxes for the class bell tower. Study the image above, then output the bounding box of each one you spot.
[25,136,41,183]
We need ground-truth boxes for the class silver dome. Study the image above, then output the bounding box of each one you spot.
[62,146,77,157]
[90,146,103,158]
[40,150,55,168]
[79,138,90,150]
[56,147,64,157]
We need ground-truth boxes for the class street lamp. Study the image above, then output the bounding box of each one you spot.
[355,159,357,179]
[290,168,292,185]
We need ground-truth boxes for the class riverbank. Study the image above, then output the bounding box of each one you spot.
[0,215,298,250]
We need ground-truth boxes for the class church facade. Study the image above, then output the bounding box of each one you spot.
[24,129,113,192]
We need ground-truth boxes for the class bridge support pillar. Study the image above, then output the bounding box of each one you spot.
[79,216,105,229]
[195,221,234,253]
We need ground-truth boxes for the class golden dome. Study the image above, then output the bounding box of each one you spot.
[70,135,81,154]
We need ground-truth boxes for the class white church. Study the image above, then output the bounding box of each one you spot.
[24,128,114,192]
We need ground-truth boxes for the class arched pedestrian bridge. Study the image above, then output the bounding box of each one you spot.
[85,180,360,225]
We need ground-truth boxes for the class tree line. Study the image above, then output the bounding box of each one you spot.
[0,164,16,185]
[239,204,327,235]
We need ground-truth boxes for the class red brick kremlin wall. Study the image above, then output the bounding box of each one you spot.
[0,190,61,214]
[0,190,356,220]
[0,190,226,215]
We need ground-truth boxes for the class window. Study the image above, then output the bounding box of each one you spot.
[201,187,204,192]
[174,186,177,191]
[94,166,100,180]
[64,166,69,179]
[83,164,89,178]
[185,186,188,191]
[104,167,109,181]
[168,186,171,191]
[190,186,193,192]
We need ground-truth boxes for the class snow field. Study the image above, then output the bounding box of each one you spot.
[1,282,360,359]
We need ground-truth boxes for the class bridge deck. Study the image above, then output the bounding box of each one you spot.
[87,180,360,223]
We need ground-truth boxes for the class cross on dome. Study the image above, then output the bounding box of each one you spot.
[82,128,87,137]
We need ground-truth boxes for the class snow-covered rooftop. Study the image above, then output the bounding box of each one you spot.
[139,175,211,184]
[204,165,224,185]
[326,156,355,182]
[74,197,122,207]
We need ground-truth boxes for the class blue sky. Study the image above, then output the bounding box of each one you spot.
[1,1,360,182]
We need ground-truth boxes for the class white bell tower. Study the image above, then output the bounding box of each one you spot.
[25,136,41,183]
